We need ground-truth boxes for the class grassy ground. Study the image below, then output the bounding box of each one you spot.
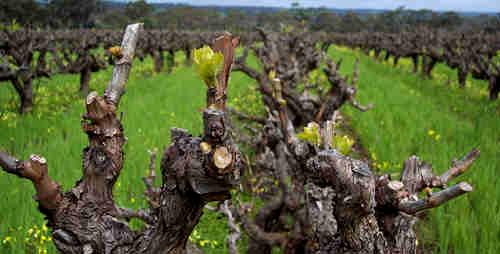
[330,46,500,254]
[0,47,498,253]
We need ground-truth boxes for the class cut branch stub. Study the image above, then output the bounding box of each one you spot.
[0,151,19,175]
[375,175,407,208]
[0,152,62,216]
[214,146,233,172]
[202,109,241,178]
[161,127,240,201]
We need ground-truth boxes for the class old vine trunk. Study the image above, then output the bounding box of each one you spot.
[0,25,242,254]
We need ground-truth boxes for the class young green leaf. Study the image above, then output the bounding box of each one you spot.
[297,122,321,146]
[193,46,224,88]
[332,135,355,155]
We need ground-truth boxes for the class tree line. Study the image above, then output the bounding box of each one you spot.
[1,1,499,32]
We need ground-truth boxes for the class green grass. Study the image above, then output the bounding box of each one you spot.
[0,47,498,253]
[330,46,500,253]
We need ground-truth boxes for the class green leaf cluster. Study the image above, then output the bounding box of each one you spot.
[193,46,223,88]
[308,69,328,88]
[0,20,21,31]
[297,122,321,145]
[332,135,355,155]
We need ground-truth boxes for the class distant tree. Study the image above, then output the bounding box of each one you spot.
[225,10,249,32]
[0,0,42,27]
[291,1,308,22]
[479,13,500,32]
[439,11,463,28]
[48,0,100,28]
[340,12,364,32]
[413,9,434,26]
[97,9,129,29]
[311,11,339,32]
[125,0,153,23]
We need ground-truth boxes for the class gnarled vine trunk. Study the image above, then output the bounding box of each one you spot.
[227,31,480,254]
[0,25,242,254]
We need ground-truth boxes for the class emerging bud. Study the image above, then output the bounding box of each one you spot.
[108,46,123,58]
[297,122,322,146]
[193,46,224,88]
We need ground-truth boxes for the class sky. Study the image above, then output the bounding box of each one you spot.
[145,0,500,13]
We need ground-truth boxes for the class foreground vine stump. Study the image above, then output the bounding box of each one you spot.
[230,50,480,253]
[235,105,480,253]
[0,25,242,254]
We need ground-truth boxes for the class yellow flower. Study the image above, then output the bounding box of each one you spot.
[2,236,12,244]
[427,129,435,136]
[199,239,209,247]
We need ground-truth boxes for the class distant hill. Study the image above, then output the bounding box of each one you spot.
[36,0,497,17]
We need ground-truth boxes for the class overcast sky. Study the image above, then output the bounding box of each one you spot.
[147,0,500,13]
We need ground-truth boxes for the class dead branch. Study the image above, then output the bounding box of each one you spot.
[105,23,143,106]
[399,182,473,214]
[440,148,480,184]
